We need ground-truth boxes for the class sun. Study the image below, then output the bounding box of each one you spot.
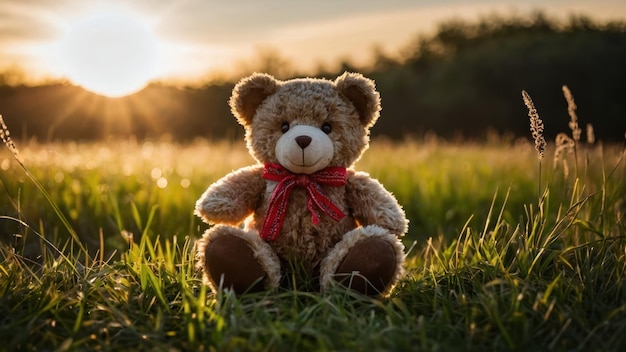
[59,13,159,98]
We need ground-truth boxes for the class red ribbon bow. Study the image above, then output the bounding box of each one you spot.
[261,163,347,241]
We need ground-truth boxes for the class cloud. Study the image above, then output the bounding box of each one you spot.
[1,0,625,83]
[0,4,60,43]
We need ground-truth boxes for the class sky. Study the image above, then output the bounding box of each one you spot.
[1,0,626,87]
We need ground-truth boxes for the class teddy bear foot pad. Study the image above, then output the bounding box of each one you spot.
[334,237,397,296]
[205,234,267,293]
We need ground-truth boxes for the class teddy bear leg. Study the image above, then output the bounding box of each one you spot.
[320,225,405,297]
[196,225,281,294]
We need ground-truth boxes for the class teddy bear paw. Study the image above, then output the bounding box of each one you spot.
[204,234,268,293]
[333,237,397,296]
[198,225,282,294]
[320,226,406,297]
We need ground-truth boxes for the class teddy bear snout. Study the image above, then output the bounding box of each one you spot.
[295,135,312,149]
[275,124,334,174]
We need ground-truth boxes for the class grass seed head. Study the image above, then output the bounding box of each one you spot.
[0,115,20,158]
[522,90,547,159]
[586,123,595,144]
[554,132,575,176]
[562,85,581,142]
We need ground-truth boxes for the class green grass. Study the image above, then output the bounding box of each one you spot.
[1,133,625,350]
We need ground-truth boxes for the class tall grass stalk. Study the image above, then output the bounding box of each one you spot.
[521,90,547,204]
[563,85,581,178]
[1,115,88,255]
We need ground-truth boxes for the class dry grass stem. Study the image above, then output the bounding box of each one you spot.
[562,85,581,142]
[522,90,547,160]
[0,115,20,158]
[586,123,595,144]
[554,133,575,177]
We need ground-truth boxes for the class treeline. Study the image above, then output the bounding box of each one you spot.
[358,12,626,141]
[1,12,625,142]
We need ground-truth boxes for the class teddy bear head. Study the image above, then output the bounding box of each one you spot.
[229,72,381,174]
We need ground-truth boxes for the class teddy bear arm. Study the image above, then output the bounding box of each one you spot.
[195,165,265,225]
[346,172,408,236]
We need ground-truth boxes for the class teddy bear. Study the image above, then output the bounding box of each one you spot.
[195,72,408,297]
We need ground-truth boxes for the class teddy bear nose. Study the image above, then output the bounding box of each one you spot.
[295,135,312,149]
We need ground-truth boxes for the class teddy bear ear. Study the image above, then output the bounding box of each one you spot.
[229,73,280,125]
[335,72,381,127]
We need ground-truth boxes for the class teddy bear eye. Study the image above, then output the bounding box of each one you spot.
[321,122,332,134]
[281,122,290,133]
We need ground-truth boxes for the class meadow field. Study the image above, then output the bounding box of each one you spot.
[1,126,625,350]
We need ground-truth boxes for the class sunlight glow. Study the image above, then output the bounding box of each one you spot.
[59,13,159,98]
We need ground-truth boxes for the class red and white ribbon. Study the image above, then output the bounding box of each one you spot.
[260,163,347,241]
